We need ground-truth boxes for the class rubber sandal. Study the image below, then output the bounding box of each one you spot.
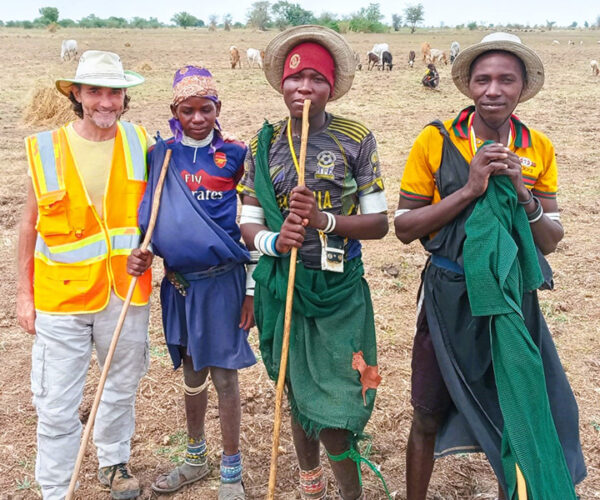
[151,462,209,493]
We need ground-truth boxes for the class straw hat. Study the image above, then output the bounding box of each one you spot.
[56,50,144,97]
[451,32,544,103]
[263,25,355,101]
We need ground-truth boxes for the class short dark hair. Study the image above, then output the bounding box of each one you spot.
[469,50,527,86]
[67,84,131,119]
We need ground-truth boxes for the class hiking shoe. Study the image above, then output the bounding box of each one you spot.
[98,463,140,499]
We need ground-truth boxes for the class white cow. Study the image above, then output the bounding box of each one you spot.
[450,41,460,64]
[371,43,389,60]
[246,48,264,69]
[60,39,78,61]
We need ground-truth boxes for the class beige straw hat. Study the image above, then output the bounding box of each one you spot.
[263,25,355,101]
[451,32,544,103]
[56,50,144,97]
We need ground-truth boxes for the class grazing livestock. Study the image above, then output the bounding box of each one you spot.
[371,43,389,59]
[246,48,264,69]
[229,46,241,69]
[421,41,431,62]
[408,50,416,67]
[568,40,575,45]
[591,60,599,76]
[367,51,380,70]
[429,48,448,65]
[353,51,362,71]
[60,39,78,62]
[380,50,393,71]
[552,40,560,45]
[450,41,460,63]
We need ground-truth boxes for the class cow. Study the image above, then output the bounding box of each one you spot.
[60,39,78,62]
[591,59,599,76]
[428,48,448,65]
[380,51,393,71]
[450,41,460,64]
[408,50,416,68]
[229,46,241,69]
[246,48,264,69]
[421,41,431,62]
[366,51,380,71]
[371,43,389,59]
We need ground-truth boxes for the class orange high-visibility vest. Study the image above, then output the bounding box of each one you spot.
[25,121,152,314]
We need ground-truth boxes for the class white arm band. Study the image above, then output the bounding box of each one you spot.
[240,204,265,225]
[545,212,561,222]
[359,191,388,214]
[254,230,282,257]
[394,208,411,219]
[245,250,260,296]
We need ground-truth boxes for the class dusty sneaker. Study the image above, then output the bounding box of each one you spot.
[98,463,140,499]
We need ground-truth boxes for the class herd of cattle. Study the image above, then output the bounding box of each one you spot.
[59,36,600,77]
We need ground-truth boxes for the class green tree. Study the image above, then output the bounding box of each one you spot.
[315,12,340,32]
[106,16,128,28]
[584,20,589,28]
[247,1,270,30]
[404,3,424,33]
[272,1,315,29]
[58,18,76,27]
[79,14,104,28]
[349,3,387,33]
[467,21,477,30]
[172,11,200,29]
[546,20,556,30]
[392,13,402,31]
[569,21,577,28]
[38,7,59,24]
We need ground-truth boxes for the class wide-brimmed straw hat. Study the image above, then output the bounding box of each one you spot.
[56,50,144,97]
[263,25,355,101]
[451,32,544,103]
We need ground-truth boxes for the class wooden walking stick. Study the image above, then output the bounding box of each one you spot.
[267,99,311,500]
[66,148,172,500]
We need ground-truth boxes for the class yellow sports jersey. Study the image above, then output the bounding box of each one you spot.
[400,106,558,205]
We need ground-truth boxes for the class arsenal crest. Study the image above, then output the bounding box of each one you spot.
[214,152,227,168]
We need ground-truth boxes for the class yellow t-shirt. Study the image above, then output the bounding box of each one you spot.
[399,111,558,205]
[65,123,155,218]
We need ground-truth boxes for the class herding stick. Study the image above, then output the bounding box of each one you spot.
[267,99,311,500]
[66,148,172,499]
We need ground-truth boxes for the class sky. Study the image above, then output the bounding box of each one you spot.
[1,0,598,27]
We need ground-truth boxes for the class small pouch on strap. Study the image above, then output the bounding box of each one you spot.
[36,190,71,236]
[165,270,190,296]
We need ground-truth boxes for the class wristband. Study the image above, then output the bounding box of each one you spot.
[245,262,257,296]
[518,190,534,206]
[322,211,336,234]
[527,196,544,223]
[254,230,282,257]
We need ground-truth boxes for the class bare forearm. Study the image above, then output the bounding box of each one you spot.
[395,187,476,244]
[315,212,388,240]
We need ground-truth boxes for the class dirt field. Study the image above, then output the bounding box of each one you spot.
[0,26,598,499]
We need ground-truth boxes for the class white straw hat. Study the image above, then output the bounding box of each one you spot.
[56,50,144,97]
[263,25,355,101]
[451,32,544,103]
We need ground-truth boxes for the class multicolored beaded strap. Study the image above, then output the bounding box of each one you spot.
[220,451,243,483]
[185,436,207,466]
[299,464,326,499]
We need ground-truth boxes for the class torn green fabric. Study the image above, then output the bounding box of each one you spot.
[464,176,576,500]
[252,121,377,437]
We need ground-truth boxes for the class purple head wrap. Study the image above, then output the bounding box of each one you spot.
[169,65,221,142]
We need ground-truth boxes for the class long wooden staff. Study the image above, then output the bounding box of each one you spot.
[267,99,311,500]
[66,148,172,500]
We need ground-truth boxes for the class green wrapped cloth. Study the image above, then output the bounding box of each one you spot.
[464,176,577,499]
[252,121,377,436]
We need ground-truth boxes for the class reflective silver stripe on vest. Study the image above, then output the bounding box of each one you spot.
[110,232,141,251]
[35,236,108,264]
[120,121,146,181]
[36,131,60,192]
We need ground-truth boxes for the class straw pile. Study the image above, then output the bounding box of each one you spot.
[22,82,73,127]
